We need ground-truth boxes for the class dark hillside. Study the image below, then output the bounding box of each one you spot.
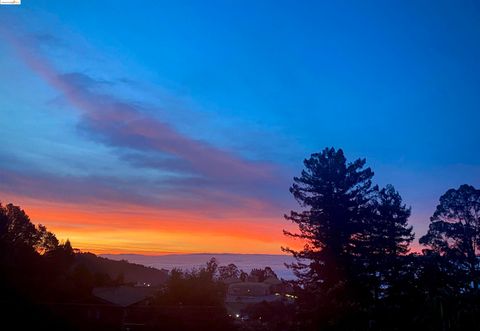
[75,253,168,286]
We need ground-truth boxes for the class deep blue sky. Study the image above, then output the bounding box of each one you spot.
[0,1,479,252]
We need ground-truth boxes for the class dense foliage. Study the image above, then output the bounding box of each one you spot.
[283,148,480,331]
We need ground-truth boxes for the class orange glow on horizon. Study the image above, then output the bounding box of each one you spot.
[1,193,302,255]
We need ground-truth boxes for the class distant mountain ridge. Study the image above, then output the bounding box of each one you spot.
[100,253,297,280]
[75,253,169,286]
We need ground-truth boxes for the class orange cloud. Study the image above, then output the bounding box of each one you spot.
[2,193,301,255]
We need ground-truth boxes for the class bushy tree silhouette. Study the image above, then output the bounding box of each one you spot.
[0,203,55,251]
[420,184,480,291]
[156,258,226,307]
[218,263,240,280]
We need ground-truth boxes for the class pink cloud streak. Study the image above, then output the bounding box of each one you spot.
[3,31,279,185]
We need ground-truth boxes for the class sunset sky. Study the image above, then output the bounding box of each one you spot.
[1,1,480,254]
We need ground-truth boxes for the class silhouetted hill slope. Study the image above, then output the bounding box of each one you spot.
[75,253,168,286]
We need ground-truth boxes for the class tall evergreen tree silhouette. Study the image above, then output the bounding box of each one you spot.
[283,147,376,327]
[366,185,414,301]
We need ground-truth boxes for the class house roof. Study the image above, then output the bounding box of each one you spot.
[92,286,156,307]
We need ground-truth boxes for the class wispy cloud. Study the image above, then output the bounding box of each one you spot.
[0,28,292,214]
